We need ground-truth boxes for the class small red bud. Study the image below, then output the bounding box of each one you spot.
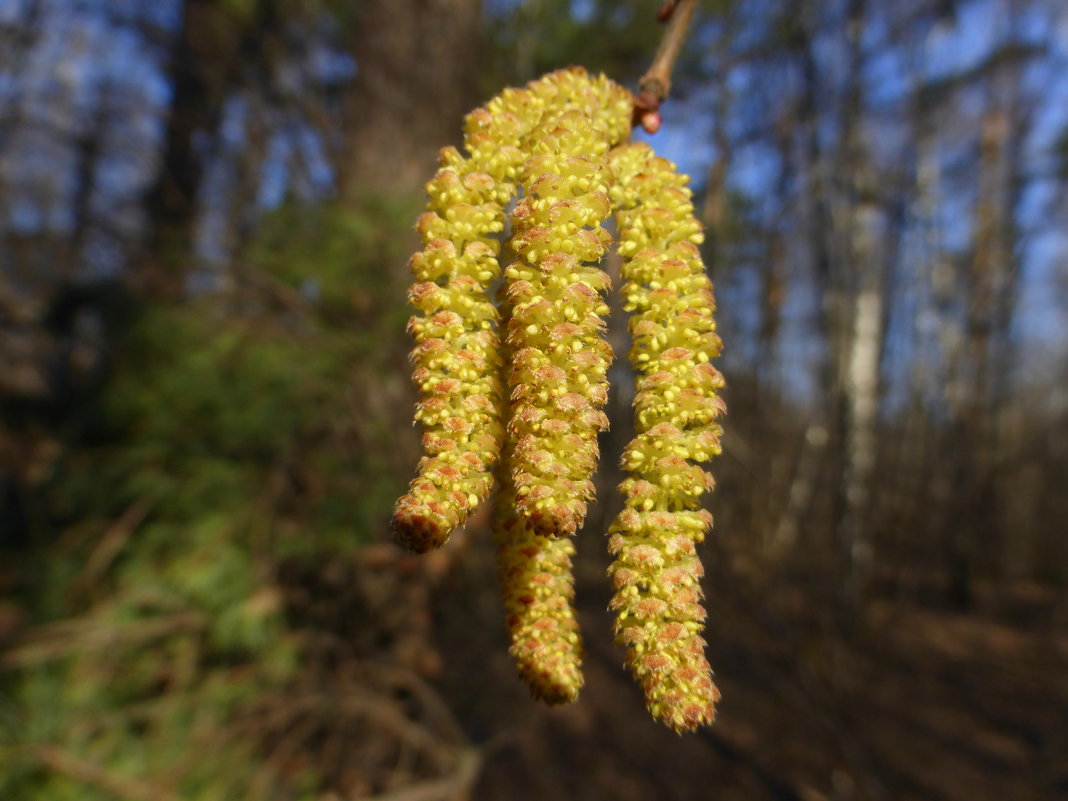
[641,111,662,134]
[657,0,679,22]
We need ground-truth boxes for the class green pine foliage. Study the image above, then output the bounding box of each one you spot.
[0,200,417,800]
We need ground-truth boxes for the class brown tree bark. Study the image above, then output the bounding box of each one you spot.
[137,0,288,294]
[137,0,234,294]
[342,0,483,198]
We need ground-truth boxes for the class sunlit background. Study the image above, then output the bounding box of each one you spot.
[1,1,1065,799]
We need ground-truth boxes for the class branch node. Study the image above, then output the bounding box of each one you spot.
[634,0,698,130]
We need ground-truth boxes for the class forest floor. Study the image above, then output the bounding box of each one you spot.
[331,526,1067,801]
[5,522,1062,801]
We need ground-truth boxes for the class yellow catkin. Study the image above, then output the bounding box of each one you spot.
[490,257,585,704]
[605,142,727,733]
[493,430,584,703]
[489,68,630,700]
[504,70,632,538]
[394,67,632,551]
[395,68,730,733]
[393,84,534,551]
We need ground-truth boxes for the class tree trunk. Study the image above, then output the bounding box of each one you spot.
[342,0,483,198]
[137,0,228,294]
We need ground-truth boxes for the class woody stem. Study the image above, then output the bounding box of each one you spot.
[635,0,698,119]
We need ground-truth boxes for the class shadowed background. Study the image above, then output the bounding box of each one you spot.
[1,1,1065,799]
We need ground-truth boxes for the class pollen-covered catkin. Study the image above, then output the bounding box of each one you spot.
[504,72,632,538]
[494,439,585,704]
[394,68,633,552]
[493,274,584,705]
[392,93,530,552]
[394,68,729,733]
[605,142,727,732]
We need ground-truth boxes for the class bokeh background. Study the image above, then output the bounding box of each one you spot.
[1,1,1066,799]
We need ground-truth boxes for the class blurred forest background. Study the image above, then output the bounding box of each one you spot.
[1,0,1066,799]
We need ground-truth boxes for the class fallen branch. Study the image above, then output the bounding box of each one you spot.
[356,748,481,801]
[30,744,182,801]
[75,497,156,596]
[0,611,204,668]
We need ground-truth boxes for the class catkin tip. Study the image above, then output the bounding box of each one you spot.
[392,504,450,553]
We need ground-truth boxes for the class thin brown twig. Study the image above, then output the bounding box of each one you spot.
[377,666,468,747]
[29,744,183,801]
[74,497,156,597]
[634,0,699,132]
[355,748,482,801]
[0,612,204,668]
